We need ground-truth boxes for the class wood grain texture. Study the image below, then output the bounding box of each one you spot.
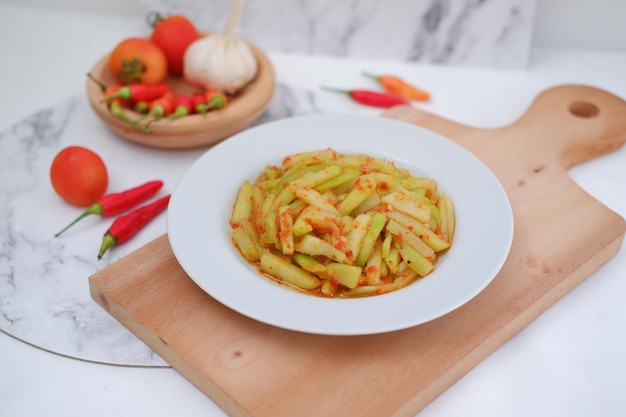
[90,84,626,417]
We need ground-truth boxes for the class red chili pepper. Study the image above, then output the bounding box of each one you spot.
[146,90,177,118]
[140,90,178,129]
[100,83,170,103]
[191,91,208,113]
[103,86,151,133]
[86,74,152,132]
[321,86,409,108]
[55,180,164,237]
[363,72,431,101]
[97,195,171,260]
[167,94,193,119]
[196,89,227,114]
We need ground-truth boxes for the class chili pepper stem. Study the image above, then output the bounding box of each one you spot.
[213,96,226,109]
[362,71,380,81]
[98,233,118,260]
[167,108,188,119]
[135,114,150,124]
[87,73,108,92]
[142,107,166,127]
[55,204,104,237]
[144,113,164,129]
[320,86,352,97]
[110,101,152,133]
[99,88,129,103]
[197,96,226,114]
[134,101,149,114]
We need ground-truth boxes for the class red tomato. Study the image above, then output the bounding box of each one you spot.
[149,14,200,75]
[109,38,168,85]
[50,146,109,207]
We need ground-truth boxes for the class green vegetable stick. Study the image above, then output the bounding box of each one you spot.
[325,263,362,289]
[397,244,434,276]
[230,180,253,226]
[260,252,322,290]
[293,253,327,274]
[231,226,259,262]
[315,167,361,193]
[296,234,348,264]
[355,212,387,267]
[337,174,377,215]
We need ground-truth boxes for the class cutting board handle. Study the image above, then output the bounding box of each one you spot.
[385,84,626,170]
[514,84,626,168]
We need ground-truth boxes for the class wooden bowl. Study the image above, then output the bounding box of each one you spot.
[87,43,275,149]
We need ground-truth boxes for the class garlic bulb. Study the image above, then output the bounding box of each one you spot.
[183,0,258,95]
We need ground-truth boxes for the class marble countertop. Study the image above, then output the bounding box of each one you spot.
[2,4,626,417]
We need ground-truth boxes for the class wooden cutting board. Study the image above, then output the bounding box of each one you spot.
[90,85,626,417]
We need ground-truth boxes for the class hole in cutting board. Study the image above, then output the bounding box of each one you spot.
[568,101,600,118]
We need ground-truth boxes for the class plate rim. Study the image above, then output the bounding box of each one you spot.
[167,113,514,335]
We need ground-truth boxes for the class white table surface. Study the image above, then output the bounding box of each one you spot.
[1,4,625,417]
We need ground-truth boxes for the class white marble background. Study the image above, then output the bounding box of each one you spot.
[0,83,357,367]
[141,0,537,69]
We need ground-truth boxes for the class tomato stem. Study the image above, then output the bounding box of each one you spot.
[146,11,166,28]
[117,58,146,85]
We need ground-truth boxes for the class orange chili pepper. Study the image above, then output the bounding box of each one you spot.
[364,72,431,101]
[198,89,227,113]
[205,89,228,104]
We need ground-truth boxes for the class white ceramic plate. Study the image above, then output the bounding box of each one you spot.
[168,114,514,335]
